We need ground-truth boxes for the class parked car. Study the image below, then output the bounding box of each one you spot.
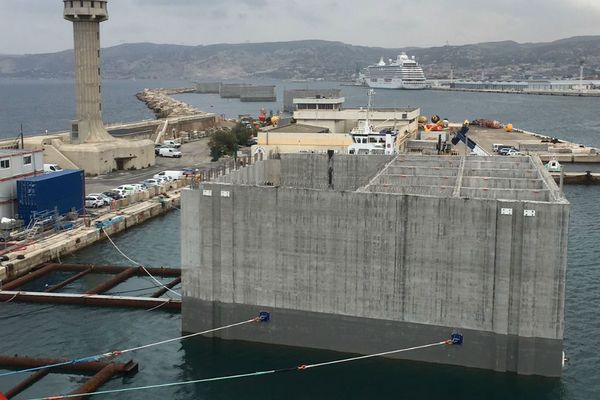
[506,149,523,156]
[142,179,160,188]
[111,188,129,198]
[246,137,258,146]
[102,191,122,200]
[163,140,181,149]
[115,185,137,195]
[154,170,184,181]
[158,147,182,158]
[182,167,199,177]
[85,195,105,208]
[88,193,112,206]
[43,163,63,173]
[154,145,166,156]
[498,146,517,155]
[129,184,145,193]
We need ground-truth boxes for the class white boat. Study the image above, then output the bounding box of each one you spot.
[348,90,398,155]
[362,53,427,90]
[545,160,563,173]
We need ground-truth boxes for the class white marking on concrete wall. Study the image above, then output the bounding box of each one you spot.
[524,209,536,217]
[501,208,513,215]
[202,190,212,197]
[220,191,231,198]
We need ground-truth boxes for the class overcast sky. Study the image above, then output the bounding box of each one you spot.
[1,0,599,54]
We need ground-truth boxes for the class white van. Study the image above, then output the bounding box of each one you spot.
[163,140,181,149]
[158,147,182,158]
[43,164,62,173]
[154,170,184,181]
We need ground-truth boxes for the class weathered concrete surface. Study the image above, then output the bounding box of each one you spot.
[182,154,569,376]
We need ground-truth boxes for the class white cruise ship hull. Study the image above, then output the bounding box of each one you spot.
[366,78,427,90]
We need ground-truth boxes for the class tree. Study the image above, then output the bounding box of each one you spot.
[208,123,256,161]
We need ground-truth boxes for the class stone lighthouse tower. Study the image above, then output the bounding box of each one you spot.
[63,0,113,144]
[52,0,154,176]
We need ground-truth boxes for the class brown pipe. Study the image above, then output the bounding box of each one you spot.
[55,264,181,277]
[151,276,182,298]
[4,369,50,399]
[68,363,121,400]
[1,264,57,290]
[86,267,137,295]
[0,291,181,311]
[45,268,93,293]
[0,355,134,374]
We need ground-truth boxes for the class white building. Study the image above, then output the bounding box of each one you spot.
[0,149,44,218]
[293,97,420,134]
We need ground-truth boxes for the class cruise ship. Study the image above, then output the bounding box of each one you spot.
[362,53,428,89]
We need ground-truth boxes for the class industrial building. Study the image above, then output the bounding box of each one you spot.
[293,96,419,134]
[283,89,342,112]
[182,153,569,377]
[252,124,354,156]
[0,150,43,218]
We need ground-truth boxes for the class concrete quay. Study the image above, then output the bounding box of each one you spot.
[0,180,185,283]
[428,86,600,97]
[551,171,600,184]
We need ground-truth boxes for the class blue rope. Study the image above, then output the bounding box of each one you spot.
[0,316,262,378]
[23,339,454,400]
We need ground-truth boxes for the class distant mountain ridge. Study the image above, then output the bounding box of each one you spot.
[0,36,599,81]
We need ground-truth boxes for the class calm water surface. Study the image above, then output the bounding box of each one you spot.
[0,80,599,399]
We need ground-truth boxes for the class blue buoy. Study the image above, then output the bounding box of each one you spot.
[451,332,464,345]
[259,311,270,322]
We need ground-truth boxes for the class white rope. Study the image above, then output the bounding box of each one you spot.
[300,340,449,369]
[101,228,181,298]
[119,318,259,354]
[146,298,171,312]
[3,292,19,302]
[25,339,452,400]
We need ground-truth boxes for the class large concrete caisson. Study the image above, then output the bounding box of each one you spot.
[181,154,569,377]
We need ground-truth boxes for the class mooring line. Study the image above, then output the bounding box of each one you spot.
[0,314,268,378]
[101,228,182,298]
[22,338,460,400]
[2,292,19,303]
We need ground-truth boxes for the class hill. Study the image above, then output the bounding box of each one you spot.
[1,36,599,81]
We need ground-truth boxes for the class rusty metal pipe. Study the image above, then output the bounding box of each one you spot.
[151,276,182,298]
[4,368,50,399]
[0,355,134,374]
[55,264,180,277]
[68,362,137,400]
[0,291,181,311]
[45,268,93,293]
[1,264,57,290]
[85,267,137,295]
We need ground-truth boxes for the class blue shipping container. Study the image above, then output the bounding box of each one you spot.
[17,170,85,224]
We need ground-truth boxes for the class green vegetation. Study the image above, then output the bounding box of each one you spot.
[208,123,256,161]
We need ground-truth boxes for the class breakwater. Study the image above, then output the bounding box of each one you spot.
[135,88,200,118]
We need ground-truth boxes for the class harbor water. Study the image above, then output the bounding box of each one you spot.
[0,80,599,399]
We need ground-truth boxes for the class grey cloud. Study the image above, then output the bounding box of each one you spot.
[0,0,599,54]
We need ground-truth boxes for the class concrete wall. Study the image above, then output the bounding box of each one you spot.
[182,180,569,376]
[219,84,250,98]
[277,154,391,191]
[240,86,276,102]
[195,82,221,94]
